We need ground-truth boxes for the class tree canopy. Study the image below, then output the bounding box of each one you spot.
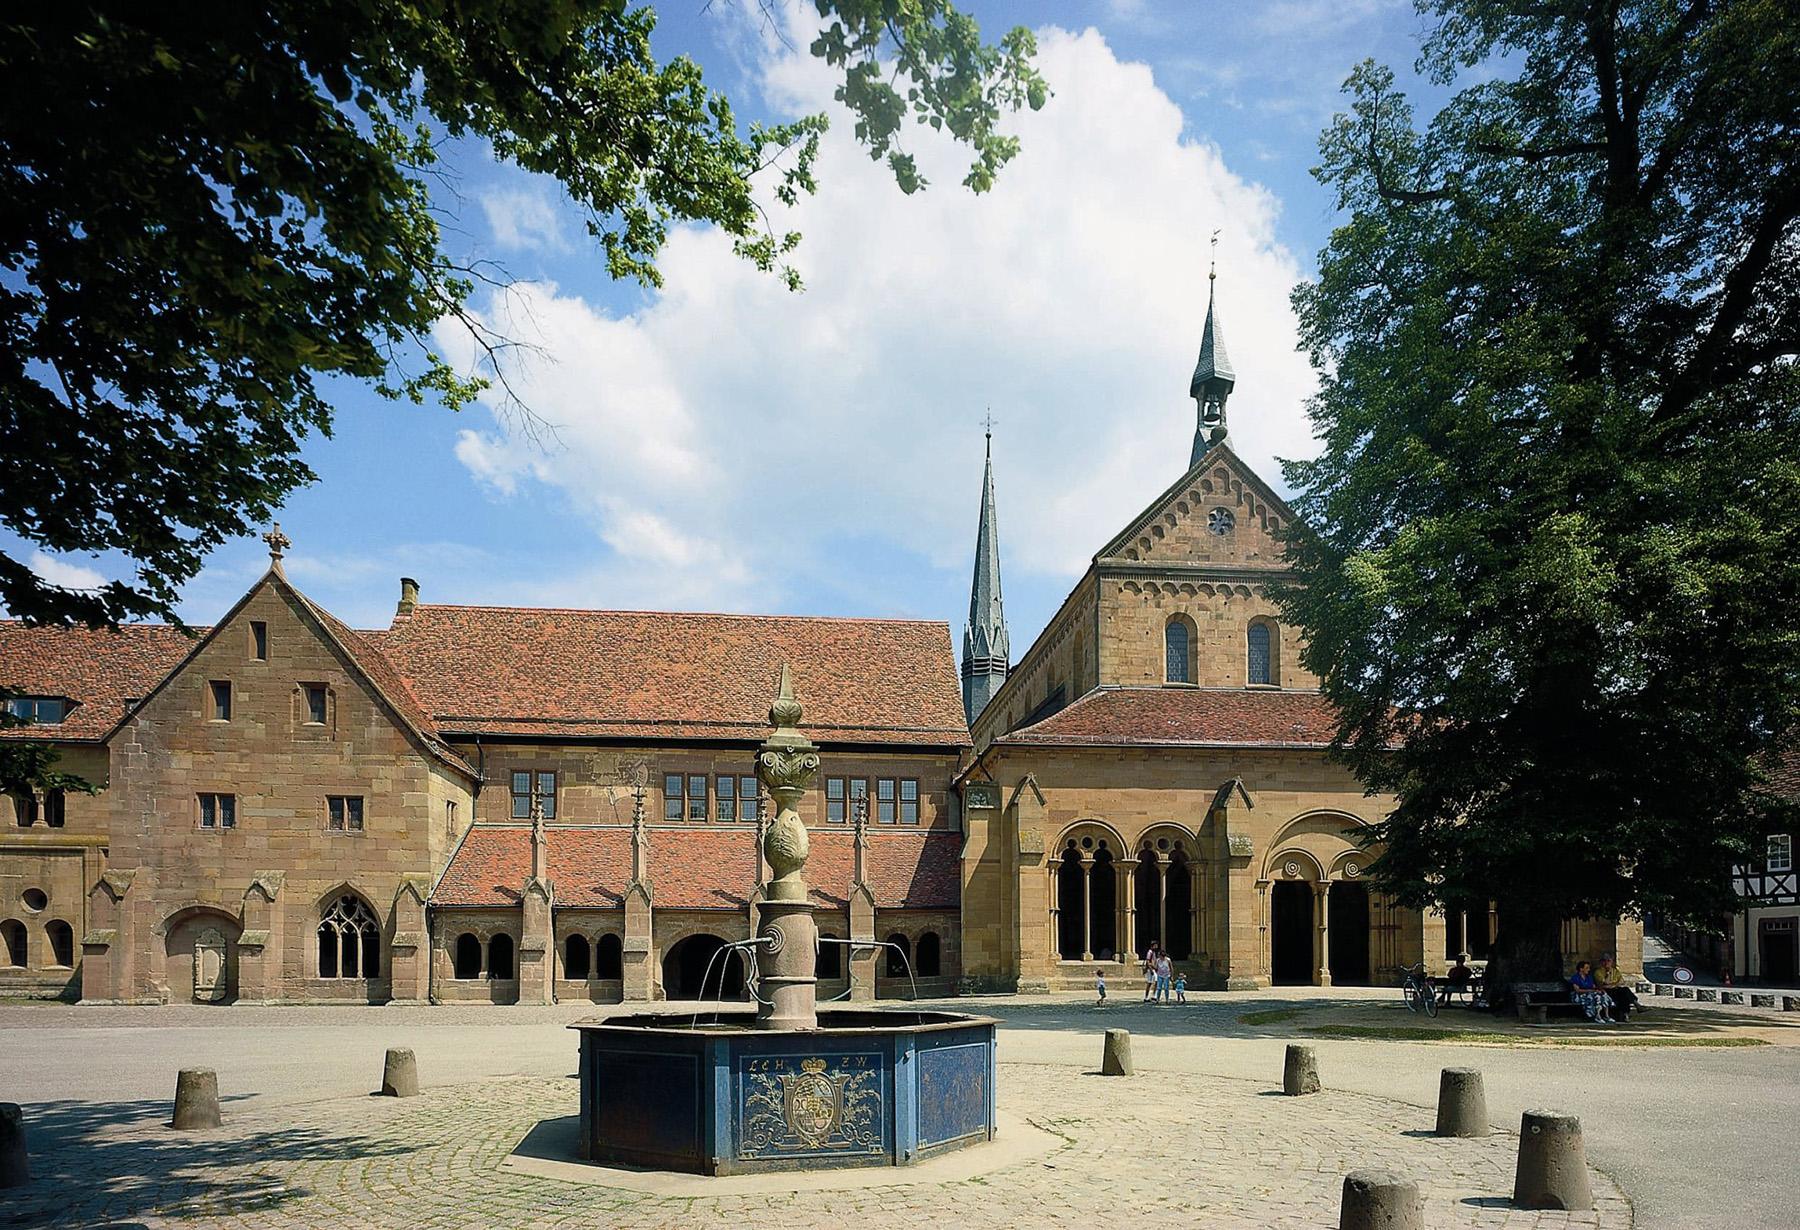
[1281,0,1800,984]
[0,0,1045,629]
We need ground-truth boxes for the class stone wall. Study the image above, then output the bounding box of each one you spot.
[1,744,109,998]
[1096,576,1316,690]
[88,578,473,1005]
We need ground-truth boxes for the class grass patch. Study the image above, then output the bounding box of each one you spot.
[1298,1025,1768,1048]
[1238,1007,1309,1026]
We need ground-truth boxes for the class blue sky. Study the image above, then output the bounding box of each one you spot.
[15,0,1453,656]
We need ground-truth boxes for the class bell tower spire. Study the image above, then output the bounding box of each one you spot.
[1189,232,1236,465]
[961,416,1010,726]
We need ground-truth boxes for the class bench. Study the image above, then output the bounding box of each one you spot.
[1513,980,1588,1024]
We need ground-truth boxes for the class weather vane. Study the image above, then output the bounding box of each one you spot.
[1209,229,1221,280]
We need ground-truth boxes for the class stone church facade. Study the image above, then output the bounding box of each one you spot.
[0,280,1639,1006]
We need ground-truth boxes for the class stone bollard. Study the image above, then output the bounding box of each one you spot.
[0,1103,27,1189]
[171,1068,222,1131]
[1434,1067,1489,1138]
[1652,983,1671,996]
[1673,985,1694,999]
[1282,1043,1320,1095]
[380,1047,420,1097]
[1512,1110,1593,1211]
[1339,1169,1423,1230]
[1696,988,1718,1002]
[1721,991,1744,1006]
[1750,993,1776,1009]
[1100,1028,1133,1076]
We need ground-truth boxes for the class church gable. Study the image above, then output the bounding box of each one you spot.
[1096,445,1294,571]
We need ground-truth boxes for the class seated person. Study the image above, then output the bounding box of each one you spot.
[1569,960,1616,1023]
[1594,953,1638,1016]
[1439,953,1475,1002]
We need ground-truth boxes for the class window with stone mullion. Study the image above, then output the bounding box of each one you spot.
[511,771,556,820]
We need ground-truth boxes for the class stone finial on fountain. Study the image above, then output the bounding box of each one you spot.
[756,664,821,903]
[753,663,822,1030]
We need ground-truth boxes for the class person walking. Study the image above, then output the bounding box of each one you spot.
[1173,971,1187,1004]
[1142,943,1160,1003]
[1095,968,1108,1007]
[1155,950,1174,1003]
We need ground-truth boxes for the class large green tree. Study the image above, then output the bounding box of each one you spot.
[1283,0,1800,994]
[0,0,1044,629]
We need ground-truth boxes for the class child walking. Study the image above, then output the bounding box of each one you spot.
[1095,968,1108,1007]
[1173,972,1187,1004]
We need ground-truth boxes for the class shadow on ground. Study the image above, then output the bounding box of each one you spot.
[8,1096,412,1227]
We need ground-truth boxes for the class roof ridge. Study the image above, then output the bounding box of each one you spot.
[398,603,948,626]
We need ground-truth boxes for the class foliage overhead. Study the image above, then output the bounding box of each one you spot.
[1281,0,1800,963]
[0,0,1045,629]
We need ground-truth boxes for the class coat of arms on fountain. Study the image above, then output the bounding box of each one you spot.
[756,664,821,903]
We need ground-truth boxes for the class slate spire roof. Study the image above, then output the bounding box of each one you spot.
[961,425,1010,724]
[1189,264,1237,466]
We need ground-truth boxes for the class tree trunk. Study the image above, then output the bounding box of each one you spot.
[1485,901,1564,1008]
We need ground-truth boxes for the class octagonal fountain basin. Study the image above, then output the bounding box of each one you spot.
[572,1009,998,1175]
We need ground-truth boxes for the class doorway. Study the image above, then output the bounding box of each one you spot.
[661,934,746,1000]
[1270,881,1314,985]
[1328,882,1371,985]
[1760,919,1797,984]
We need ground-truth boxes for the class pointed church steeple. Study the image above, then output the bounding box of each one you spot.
[1189,235,1236,466]
[961,419,1010,726]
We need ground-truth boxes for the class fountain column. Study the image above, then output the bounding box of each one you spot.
[754,665,822,1030]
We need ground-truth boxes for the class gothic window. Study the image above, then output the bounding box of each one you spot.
[1165,619,1191,684]
[817,933,843,979]
[317,894,380,979]
[564,934,591,981]
[1,919,24,967]
[916,931,942,977]
[327,795,364,832]
[209,680,232,721]
[511,771,556,819]
[453,932,481,979]
[1247,621,1273,686]
[198,793,236,830]
[488,933,515,980]
[46,919,74,967]
[884,933,912,978]
[594,933,623,980]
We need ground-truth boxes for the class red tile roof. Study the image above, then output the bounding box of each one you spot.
[997,686,1343,748]
[432,825,960,911]
[1767,742,1800,800]
[0,622,198,741]
[373,606,969,747]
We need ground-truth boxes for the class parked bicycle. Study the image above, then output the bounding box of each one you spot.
[1396,962,1439,1017]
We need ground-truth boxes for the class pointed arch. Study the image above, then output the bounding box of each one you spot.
[317,891,381,979]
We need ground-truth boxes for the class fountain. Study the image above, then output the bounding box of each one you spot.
[571,667,998,1175]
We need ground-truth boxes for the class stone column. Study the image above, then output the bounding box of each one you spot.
[623,787,657,1001]
[517,799,555,1005]
[1122,859,1139,964]
[1314,881,1332,988]
[753,665,822,1031]
[1081,861,1094,961]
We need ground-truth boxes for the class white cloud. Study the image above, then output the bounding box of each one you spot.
[480,186,574,253]
[29,551,106,591]
[441,22,1318,613]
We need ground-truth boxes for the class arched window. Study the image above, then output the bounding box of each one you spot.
[1164,619,1191,684]
[817,933,843,979]
[884,932,912,978]
[46,919,74,967]
[564,934,591,981]
[453,933,481,979]
[317,894,380,979]
[488,933,515,980]
[1247,621,1274,685]
[1056,845,1086,959]
[595,933,623,980]
[916,931,941,977]
[1,919,25,967]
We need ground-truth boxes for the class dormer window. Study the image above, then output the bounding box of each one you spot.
[4,696,72,725]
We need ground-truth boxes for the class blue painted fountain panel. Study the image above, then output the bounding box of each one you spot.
[736,1050,888,1161]
[916,1040,990,1150]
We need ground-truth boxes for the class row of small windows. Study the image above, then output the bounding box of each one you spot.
[206,679,332,724]
[824,777,920,824]
[452,932,517,980]
[664,773,760,822]
[0,918,75,968]
[1163,618,1280,686]
[192,793,368,832]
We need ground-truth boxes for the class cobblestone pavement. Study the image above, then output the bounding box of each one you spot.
[6,1060,1630,1229]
